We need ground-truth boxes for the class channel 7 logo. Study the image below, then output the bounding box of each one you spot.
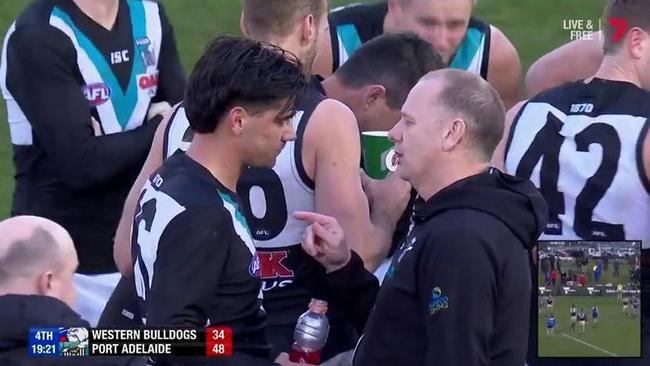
[608,18,628,43]
[563,17,628,42]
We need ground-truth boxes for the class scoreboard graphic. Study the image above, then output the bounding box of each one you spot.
[28,327,232,358]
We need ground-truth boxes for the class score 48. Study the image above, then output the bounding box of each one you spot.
[205,327,233,357]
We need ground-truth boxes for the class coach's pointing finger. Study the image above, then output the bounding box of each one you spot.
[296,212,351,273]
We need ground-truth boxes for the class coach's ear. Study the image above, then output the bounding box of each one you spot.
[240,11,249,36]
[36,271,54,296]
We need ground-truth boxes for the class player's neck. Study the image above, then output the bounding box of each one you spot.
[0,282,37,298]
[264,36,312,73]
[591,56,643,89]
[73,0,120,31]
[415,159,489,201]
[321,76,352,107]
[186,135,242,193]
[382,10,395,34]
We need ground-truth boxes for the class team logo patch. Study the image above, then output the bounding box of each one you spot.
[136,37,156,67]
[138,72,159,97]
[59,327,89,356]
[249,252,261,278]
[428,287,449,315]
[82,83,111,106]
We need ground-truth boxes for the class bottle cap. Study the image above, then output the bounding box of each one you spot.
[309,298,328,314]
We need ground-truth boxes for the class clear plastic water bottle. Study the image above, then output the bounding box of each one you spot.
[288,299,330,364]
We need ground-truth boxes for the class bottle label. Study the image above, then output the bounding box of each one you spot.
[289,347,321,365]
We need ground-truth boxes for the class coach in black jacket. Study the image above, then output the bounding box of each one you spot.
[0,216,144,366]
[302,69,548,366]
[354,70,548,366]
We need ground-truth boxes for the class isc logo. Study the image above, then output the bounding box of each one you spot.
[82,83,111,106]
[110,49,129,64]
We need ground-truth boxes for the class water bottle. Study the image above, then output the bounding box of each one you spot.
[288,299,330,364]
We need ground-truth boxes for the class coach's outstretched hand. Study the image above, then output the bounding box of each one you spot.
[294,211,351,273]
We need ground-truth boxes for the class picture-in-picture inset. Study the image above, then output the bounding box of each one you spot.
[538,240,642,358]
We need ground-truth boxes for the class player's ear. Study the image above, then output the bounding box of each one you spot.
[300,13,317,45]
[364,85,388,110]
[387,0,403,16]
[240,11,249,37]
[228,106,247,136]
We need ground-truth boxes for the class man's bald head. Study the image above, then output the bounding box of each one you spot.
[0,216,78,307]
[420,69,504,161]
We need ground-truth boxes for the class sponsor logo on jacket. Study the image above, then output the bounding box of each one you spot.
[429,287,449,315]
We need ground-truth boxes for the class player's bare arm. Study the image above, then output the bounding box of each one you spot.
[302,99,407,271]
[491,100,526,171]
[113,104,178,276]
[487,25,523,110]
[525,31,603,97]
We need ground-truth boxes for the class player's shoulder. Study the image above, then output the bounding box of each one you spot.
[522,81,590,116]
[329,2,386,26]
[6,0,64,41]
[487,22,518,62]
[468,17,491,33]
[136,0,165,13]
[11,0,57,29]
[310,97,358,134]
[132,0,169,22]
[295,77,326,111]
[529,78,650,116]
[152,154,233,212]
[5,0,82,57]
[527,80,580,107]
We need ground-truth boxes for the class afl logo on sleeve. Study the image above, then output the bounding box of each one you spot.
[82,83,111,106]
[249,252,261,278]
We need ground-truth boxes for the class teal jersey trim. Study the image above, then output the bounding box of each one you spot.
[337,24,362,57]
[450,27,483,71]
[52,0,147,130]
[218,191,253,237]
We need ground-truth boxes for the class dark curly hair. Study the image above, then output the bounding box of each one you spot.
[184,35,306,133]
